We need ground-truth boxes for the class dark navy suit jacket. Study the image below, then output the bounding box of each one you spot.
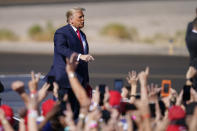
[186,21,193,44]
[46,24,89,88]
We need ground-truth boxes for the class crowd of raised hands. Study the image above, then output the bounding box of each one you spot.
[0,53,197,131]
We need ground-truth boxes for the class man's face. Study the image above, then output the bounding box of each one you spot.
[70,10,84,29]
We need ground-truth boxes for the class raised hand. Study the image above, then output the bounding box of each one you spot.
[145,66,150,76]
[121,87,129,99]
[127,70,138,103]
[11,81,29,106]
[53,82,59,99]
[147,83,160,103]
[138,66,149,87]
[138,67,150,101]
[189,106,197,131]
[66,53,79,73]
[18,107,27,118]
[0,108,6,121]
[103,86,110,102]
[64,103,76,130]
[127,70,138,86]
[28,71,41,93]
[11,81,25,94]
[0,108,14,131]
[186,66,197,79]
[84,109,101,131]
[37,83,50,103]
[92,86,100,106]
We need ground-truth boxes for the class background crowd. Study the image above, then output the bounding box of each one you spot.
[0,52,196,131]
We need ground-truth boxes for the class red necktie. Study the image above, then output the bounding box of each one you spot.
[76,29,84,53]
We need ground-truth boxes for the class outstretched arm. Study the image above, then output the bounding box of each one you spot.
[55,31,94,63]
[126,70,138,103]
[66,53,91,108]
[138,67,151,131]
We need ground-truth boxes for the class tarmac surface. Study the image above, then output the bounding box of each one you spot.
[0,41,189,56]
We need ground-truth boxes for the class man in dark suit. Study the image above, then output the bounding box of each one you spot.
[46,7,94,118]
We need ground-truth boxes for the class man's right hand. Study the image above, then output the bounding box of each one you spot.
[80,54,94,62]
[186,66,197,79]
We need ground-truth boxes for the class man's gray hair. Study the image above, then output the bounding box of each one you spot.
[66,7,86,24]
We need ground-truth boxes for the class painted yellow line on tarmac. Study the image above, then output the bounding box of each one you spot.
[90,73,185,79]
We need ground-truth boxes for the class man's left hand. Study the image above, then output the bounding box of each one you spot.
[80,54,94,62]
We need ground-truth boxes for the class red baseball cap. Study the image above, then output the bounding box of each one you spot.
[168,106,185,121]
[0,104,14,125]
[109,90,121,107]
[42,99,56,117]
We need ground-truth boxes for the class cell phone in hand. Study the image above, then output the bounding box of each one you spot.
[161,80,171,97]
[149,103,156,118]
[99,84,106,106]
[47,76,55,91]
[99,84,106,95]
[125,103,137,111]
[114,79,123,93]
[183,85,191,101]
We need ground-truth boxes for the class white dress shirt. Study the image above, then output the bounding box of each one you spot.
[70,25,88,61]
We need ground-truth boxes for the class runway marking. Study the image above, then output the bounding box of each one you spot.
[0,73,185,79]
[0,74,45,79]
[89,73,185,79]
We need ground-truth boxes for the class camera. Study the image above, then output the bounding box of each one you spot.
[98,84,106,106]
[183,85,191,101]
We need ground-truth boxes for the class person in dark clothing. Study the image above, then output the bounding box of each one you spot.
[186,16,197,90]
[187,18,197,67]
[0,81,4,93]
[185,8,197,44]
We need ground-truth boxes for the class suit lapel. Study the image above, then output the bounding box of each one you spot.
[68,24,79,42]
[67,24,84,53]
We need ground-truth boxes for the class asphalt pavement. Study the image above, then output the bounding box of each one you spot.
[0,53,189,90]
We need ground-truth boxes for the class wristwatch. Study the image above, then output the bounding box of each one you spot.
[68,72,76,78]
